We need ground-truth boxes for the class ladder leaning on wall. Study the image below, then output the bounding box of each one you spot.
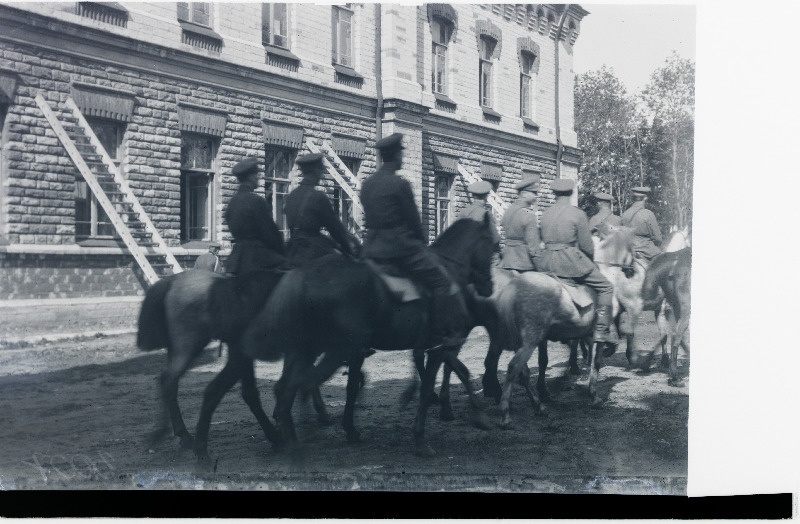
[35,92,183,286]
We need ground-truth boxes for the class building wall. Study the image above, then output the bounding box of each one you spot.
[0,2,586,341]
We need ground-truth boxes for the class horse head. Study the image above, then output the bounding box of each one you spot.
[664,225,691,253]
[432,215,496,298]
[596,225,636,269]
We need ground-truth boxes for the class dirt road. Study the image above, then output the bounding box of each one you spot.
[0,316,688,493]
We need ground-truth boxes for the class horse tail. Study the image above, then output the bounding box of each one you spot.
[241,269,305,362]
[136,275,175,351]
[493,279,522,350]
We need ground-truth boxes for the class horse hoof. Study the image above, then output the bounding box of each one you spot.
[147,428,168,448]
[399,387,417,409]
[194,449,212,465]
[660,356,671,369]
[590,397,605,409]
[346,431,362,444]
[414,442,437,458]
[569,366,581,376]
[427,392,440,405]
[178,433,195,450]
[471,412,491,430]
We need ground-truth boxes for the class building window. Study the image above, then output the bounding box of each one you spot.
[332,6,353,67]
[435,174,453,237]
[262,3,289,48]
[75,118,124,240]
[180,134,216,242]
[520,51,535,119]
[265,146,295,241]
[479,36,496,108]
[177,2,211,26]
[332,157,359,235]
[431,17,453,95]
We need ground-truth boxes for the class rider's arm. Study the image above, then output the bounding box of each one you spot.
[400,179,426,243]
[317,192,354,256]
[524,210,541,258]
[576,213,595,260]
[647,212,663,246]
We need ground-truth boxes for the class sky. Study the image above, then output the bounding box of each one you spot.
[572,3,696,93]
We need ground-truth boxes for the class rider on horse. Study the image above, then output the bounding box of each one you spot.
[283,153,359,268]
[224,157,287,275]
[532,178,616,347]
[359,132,467,349]
[457,180,500,246]
[589,192,621,237]
[498,174,541,272]
[621,186,662,261]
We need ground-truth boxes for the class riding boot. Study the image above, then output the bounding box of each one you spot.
[593,304,618,357]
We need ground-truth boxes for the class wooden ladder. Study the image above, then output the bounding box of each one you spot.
[35,92,183,285]
[305,138,364,235]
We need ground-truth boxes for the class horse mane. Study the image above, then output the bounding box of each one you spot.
[430,218,484,253]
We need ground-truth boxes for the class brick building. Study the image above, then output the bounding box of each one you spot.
[0,2,587,342]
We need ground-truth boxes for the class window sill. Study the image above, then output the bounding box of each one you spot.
[433,92,457,108]
[522,117,540,130]
[181,240,216,250]
[77,238,123,248]
[481,106,502,119]
[332,64,363,80]
[264,44,300,63]
[179,21,223,40]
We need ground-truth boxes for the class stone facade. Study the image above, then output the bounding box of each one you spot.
[0,2,586,341]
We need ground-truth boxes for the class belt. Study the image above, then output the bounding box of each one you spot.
[544,242,575,250]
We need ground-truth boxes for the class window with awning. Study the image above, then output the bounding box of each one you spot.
[177,103,227,137]
[262,121,304,149]
[71,84,136,122]
[331,134,367,160]
[480,162,503,181]
[433,153,459,175]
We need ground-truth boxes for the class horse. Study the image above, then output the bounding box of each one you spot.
[627,247,691,386]
[476,227,641,429]
[136,268,329,463]
[240,215,498,457]
[663,224,691,253]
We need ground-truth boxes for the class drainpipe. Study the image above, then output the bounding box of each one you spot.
[554,4,570,179]
[375,3,383,170]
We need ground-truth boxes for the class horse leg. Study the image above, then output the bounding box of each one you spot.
[588,341,605,408]
[500,342,536,429]
[237,351,284,449]
[151,339,203,450]
[309,386,333,425]
[442,351,491,430]
[567,339,581,376]
[192,351,243,463]
[342,354,366,443]
[439,361,455,421]
[668,313,690,387]
[536,339,552,402]
[658,302,673,370]
[482,337,503,404]
[412,349,446,457]
[518,361,545,416]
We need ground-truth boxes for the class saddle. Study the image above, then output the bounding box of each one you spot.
[364,259,423,303]
[516,271,594,309]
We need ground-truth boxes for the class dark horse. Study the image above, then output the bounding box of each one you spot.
[137,268,328,462]
[241,216,497,457]
[628,247,692,386]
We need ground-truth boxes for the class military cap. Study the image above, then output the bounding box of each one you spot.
[550,178,575,193]
[594,192,613,202]
[514,173,540,192]
[631,186,651,195]
[208,241,222,249]
[232,157,259,179]
[468,180,492,195]
[296,153,325,172]
[375,132,405,152]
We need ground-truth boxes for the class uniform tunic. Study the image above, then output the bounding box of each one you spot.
[533,199,596,278]
[588,208,622,234]
[498,198,539,271]
[457,201,500,245]
[283,179,355,267]
[621,201,663,260]
[194,252,222,273]
[224,187,286,274]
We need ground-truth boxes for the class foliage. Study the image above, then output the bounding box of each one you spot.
[575,52,695,231]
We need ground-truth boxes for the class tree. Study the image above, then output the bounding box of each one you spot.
[574,66,641,217]
[641,52,695,229]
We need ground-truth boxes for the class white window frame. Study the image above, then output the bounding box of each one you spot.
[180,134,217,242]
[434,174,453,237]
[332,5,354,67]
[431,17,452,95]
[332,157,359,236]
[178,2,212,27]
[479,36,496,108]
[76,118,124,240]
[264,146,295,241]
[262,3,290,49]
[520,51,535,119]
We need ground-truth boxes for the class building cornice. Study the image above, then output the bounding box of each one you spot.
[0,5,378,121]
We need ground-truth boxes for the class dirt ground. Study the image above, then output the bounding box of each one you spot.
[0,315,688,493]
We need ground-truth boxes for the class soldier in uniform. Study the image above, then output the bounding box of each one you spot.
[532,178,616,346]
[194,242,223,273]
[457,180,500,246]
[589,192,621,236]
[223,157,287,275]
[360,132,466,349]
[498,174,541,272]
[621,186,662,261]
[283,153,358,268]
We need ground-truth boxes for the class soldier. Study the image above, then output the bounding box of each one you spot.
[589,192,621,236]
[457,180,500,246]
[532,178,616,347]
[360,132,466,349]
[498,174,541,272]
[621,186,662,261]
[194,241,223,273]
[223,157,287,275]
[283,153,359,268]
